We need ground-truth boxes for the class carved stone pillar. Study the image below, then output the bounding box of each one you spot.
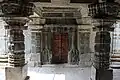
[88,0,120,80]
[93,26,114,80]
[1,0,34,80]
[4,18,29,67]
[95,31,110,69]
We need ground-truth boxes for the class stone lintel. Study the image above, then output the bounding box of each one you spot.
[4,25,28,30]
[29,18,46,25]
[93,27,114,32]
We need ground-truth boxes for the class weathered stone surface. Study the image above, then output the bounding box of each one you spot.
[28,53,41,67]
[79,53,92,67]
[95,69,113,80]
[5,65,28,80]
[28,66,92,80]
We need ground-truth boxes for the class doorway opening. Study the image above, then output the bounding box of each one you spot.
[51,32,68,64]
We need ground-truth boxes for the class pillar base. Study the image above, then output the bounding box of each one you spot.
[95,69,113,80]
[5,64,29,80]
[91,66,113,80]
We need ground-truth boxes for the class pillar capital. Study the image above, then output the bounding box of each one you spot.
[88,1,120,32]
[88,2,120,19]
[1,0,34,17]
[3,17,29,29]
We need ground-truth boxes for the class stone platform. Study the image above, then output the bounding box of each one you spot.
[0,66,120,80]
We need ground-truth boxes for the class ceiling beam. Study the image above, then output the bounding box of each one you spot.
[29,0,51,2]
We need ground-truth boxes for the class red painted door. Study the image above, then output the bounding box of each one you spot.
[52,32,68,64]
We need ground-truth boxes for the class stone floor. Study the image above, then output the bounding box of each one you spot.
[28,66,120,80]
[0,66,120,80]
[28,66,91,80]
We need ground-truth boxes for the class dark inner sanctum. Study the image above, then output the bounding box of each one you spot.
[52,32,68,64]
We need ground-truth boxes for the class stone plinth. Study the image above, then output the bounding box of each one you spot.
[5,65,28,80]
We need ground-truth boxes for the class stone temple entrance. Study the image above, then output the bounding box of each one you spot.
[41,26,79,65]
[52,32,68,64]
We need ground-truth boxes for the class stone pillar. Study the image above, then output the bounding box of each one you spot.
[1,0,34,80]
[68,27,79,65]
[88,1,120,80]
[42,27,51,64]
[4,18,30,80]
[93,26,114,80]
[94,28,111,69]
[4,20,29,67]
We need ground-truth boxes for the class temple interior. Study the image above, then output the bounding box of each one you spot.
[0,0,120,80]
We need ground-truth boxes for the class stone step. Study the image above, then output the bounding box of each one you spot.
[110,54,120,69]
[110,64,120,69]
[111,58,120,62]
[111,62,120,65]
[111,55,120,58]
[0,54,8,67]
[111,54,120,62]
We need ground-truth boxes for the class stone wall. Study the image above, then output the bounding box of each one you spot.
[78,25,94,67]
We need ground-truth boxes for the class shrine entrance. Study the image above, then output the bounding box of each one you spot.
[51,32,68,64]
[41,26,79,65]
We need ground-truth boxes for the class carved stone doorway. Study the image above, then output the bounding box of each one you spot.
[51,32,68,64]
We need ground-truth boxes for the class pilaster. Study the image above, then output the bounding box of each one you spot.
[68,27,79,65]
